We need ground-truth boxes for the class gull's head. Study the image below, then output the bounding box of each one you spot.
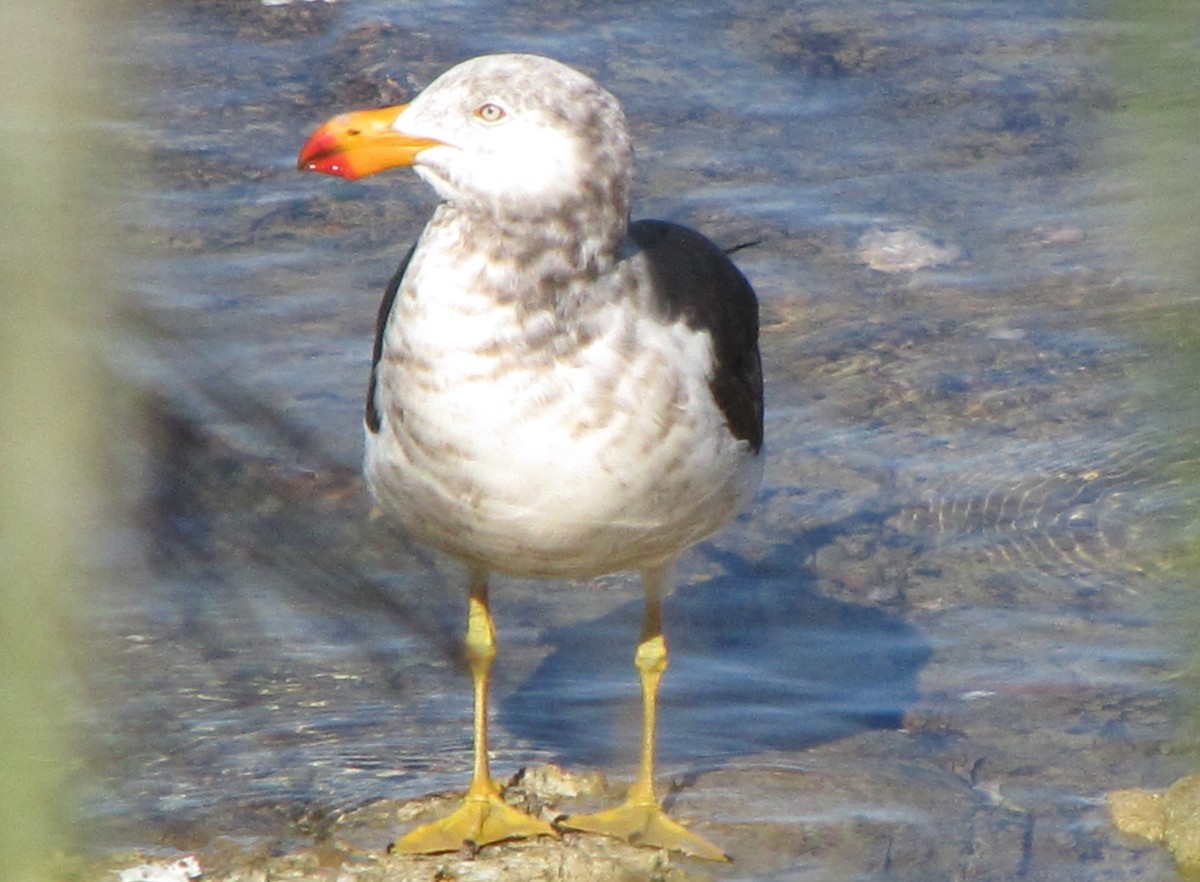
[299,54,634,223]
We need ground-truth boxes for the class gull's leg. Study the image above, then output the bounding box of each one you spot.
[395,568,557,854]
[559,564,728,861]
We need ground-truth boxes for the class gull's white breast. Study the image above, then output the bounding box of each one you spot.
[364,229,759,578]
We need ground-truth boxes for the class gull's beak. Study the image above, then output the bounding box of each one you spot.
[297,104,442,180]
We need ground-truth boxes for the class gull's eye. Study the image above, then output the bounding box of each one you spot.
[474,102,506,123]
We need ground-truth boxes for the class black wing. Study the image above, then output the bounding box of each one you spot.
[365,245,416,434]
[629,219,764,453]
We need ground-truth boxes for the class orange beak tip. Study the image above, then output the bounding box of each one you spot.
[298,105,438,180]
[297,125,357,178]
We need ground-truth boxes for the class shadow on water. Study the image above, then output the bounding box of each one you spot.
[111,380,931,835]
[505,536,930,769]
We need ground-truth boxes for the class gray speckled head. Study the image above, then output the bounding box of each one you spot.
[393,54,633,231]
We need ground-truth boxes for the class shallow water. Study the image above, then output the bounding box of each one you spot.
[86,1,1194,878]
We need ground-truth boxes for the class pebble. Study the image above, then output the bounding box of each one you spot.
[856,226,961,272]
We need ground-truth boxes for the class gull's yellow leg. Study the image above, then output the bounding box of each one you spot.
[560,566,729,861]
[396,569,556,854]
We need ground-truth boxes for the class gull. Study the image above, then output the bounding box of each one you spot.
[298,52,763,861]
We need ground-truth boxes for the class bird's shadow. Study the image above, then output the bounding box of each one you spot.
[500,527,931,772]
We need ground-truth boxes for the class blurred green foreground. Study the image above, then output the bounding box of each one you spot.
[0,3,114,881]
[1107,0,1200,717]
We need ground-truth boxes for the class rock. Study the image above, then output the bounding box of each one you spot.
[856,226,961,273]
[1108,774,1200,874]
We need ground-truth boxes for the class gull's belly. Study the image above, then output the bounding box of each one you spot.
[365,316,758,578]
